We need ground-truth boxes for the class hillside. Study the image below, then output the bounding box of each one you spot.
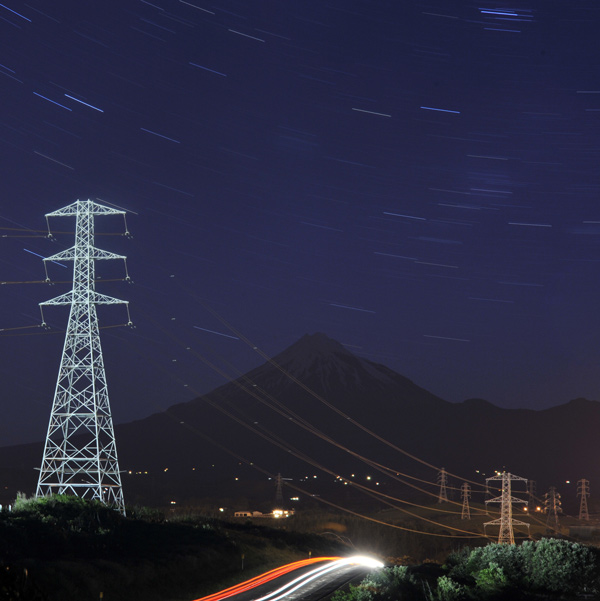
[1,333,599,514]
[0,495,346,601]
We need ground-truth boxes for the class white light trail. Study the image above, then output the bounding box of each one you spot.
[179,0,215,14]
[383,211,426,221]
[24,248,67,268]
[329,303,376,314]
[33,92,72,111]
[193,326,239,340]
[0,3,31,21]
[140,128,181,143]
[64,94,104,112]
[33,151,75,170]
[352,108,391,118]
[253,557,383,601]
[190,62,227,76]
[228,29,265,42]
[508,222,552,227]
[424,334,470,342]
[420,106,460,114]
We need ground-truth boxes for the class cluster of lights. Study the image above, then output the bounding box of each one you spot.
[333,474,379,486]
[125,467,205,474]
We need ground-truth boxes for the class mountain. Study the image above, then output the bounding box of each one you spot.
[1,333,599,512]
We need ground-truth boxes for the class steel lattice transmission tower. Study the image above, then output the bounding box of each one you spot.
[35,200,132,514]
[437,467,449,503]
[578,479,590,521]
[275,473,284,508]
[460,482,471,520]
[484,472,529,544]
[544,486,562,532]
[527,480,537,513]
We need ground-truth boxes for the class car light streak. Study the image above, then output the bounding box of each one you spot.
[193,556,383,601]
[193,557,341,601]
[252,556,384,601]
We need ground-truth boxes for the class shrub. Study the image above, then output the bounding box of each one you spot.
[448,543,522,587]
[446,539,600,598]
[435,575,467,601]
[473,562,507,595]
[331,566,422,601]
[522,538,598,596]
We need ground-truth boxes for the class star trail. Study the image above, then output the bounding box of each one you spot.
[1,0,600,446]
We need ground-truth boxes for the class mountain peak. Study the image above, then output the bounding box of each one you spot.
[261,332,395,392]
[274,332,351,361]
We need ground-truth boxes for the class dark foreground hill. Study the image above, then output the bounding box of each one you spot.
[1,333,599,513]
[0,495,346,601]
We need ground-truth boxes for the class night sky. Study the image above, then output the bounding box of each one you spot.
[1,1,600,446]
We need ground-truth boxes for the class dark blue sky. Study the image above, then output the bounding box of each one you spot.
[1,1,600,445]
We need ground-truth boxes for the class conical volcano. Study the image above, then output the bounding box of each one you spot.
[1,332,600,513]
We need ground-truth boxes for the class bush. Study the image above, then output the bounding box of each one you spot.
[448,543,522,587]
[473,562,506,595]
[446,539,600,598]
[331,566,422,601]
[11,494,123,535]
[521,538,598,596]
[435,575,467,601]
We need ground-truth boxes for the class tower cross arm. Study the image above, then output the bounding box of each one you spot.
[487,495,527,504]
[45,200,126,218]
[44,246,126,263]
[485,517,529,527]
[40,292,128,306]
[486,474,528,484]
[40,292,73,306]
[92,292,129,305]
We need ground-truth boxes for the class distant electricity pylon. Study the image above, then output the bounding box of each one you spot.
[578,479,590,521]
[275,473,283,507]
[35,200,132,514]
[461,482,471,520]
[544,486,562,532]
[437,467,449,503]
[527,480,537,513]
[484,472,529,544]
[273,473,292,509]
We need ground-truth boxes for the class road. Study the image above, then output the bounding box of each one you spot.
[193,556,384,601]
